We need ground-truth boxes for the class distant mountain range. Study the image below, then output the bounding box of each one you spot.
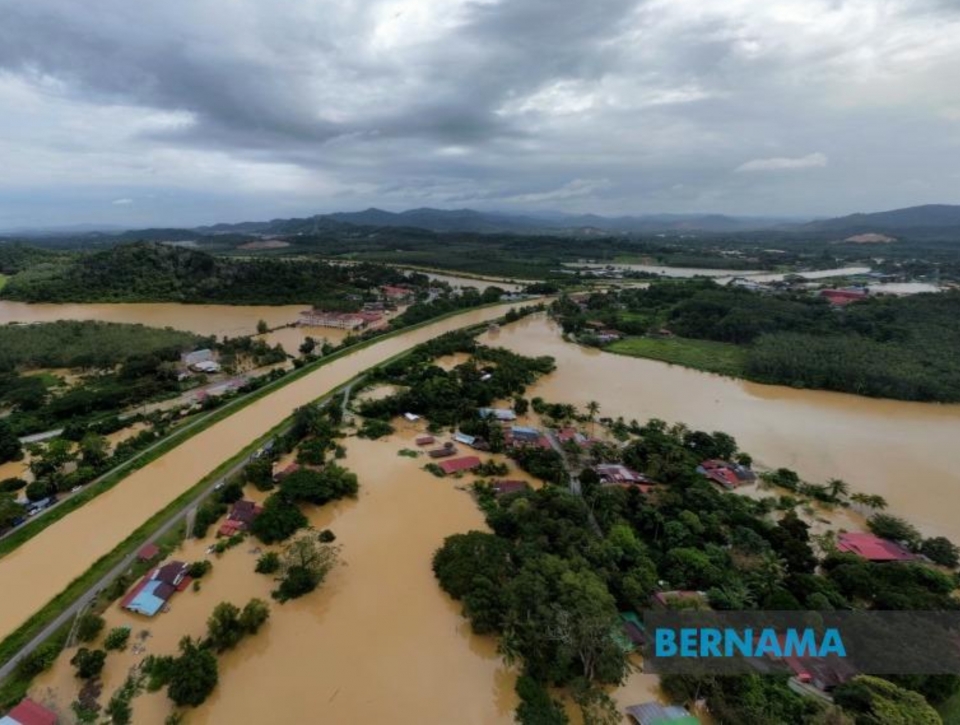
[5,203,960,242]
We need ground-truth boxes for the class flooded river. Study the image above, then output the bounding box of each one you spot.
[0,301,307,339]
[483,314,960,541]
[0,303,526,642]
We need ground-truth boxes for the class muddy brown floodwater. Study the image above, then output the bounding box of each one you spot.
[0,301,308,338]
[0,303,526,642]
[483,314,960,541]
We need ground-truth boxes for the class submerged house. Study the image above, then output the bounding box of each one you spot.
[697,460,756,489]
[478,407,517,422]
[1,698,59,725]
[491,480,530,496]
[438,456,482,475]
[218,500,263,537]
[121,561,191,617]
[836,532,916,562]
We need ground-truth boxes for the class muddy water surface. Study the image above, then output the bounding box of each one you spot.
[484,314,960,540]
[0,303,525,641]
[0,301,307,338]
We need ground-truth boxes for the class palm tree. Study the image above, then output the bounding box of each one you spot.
[826,478,850,502]
[866,494,888,511]
[586,400,600,437]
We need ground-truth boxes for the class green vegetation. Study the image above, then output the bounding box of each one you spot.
[255,551,280,574]
[606,336,747,377]
[435,412,960,723]
[555,283,960,402]
[103,627,131,652]
[70,647,106,679]
[74,612,105,643]
[205,599,270,652]
[0,242,423,305]
[0,320,201,371]
[165,638,218,707]
[271,532,340,602]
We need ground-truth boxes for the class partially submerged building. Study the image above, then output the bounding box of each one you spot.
[625,703,699,725]
[1,698,58,725]
[121,561,191,617]
[438,456,482,475]
[836,532,916,562]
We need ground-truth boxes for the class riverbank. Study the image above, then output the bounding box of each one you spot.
[485,313,960,541]
[605,336,747,378]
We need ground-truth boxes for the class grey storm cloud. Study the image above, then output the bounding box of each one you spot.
[1,0,960,227]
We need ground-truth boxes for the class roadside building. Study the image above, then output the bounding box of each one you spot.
[137,543,160,562]
[121,561,191,617]
[273,462,301,481]
[836,532,916,562]
[1,698,59,725]
[218,500,263,537]
[438,456,482,475]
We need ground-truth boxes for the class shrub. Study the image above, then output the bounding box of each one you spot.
[187,560,213,579]
[75,612,105,643]
[103,627,131,652]
[70,648,106,679]
[255,551,280,574]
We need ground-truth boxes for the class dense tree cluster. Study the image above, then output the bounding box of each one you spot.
[555,283,960,402]
[435,415,959,723]
[0,242,426,305]
[357,332,554,430]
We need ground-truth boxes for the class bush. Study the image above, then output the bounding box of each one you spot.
[103,627,131,652]
[921,537,960,568]
[0,477,27,493]
[70,648,106,679]
[75,612,105,643]
[244,459,275,491]
[255,551,280,574]
[15,640,61,679]
[167,638,218,708]
[25,479,56,502]
[216,480,243,504]
[318,529,336,543]
[358,418,394,439]
[188,560,213,579]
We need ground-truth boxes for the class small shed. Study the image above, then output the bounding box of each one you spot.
[415,435,436,447]
[137,543,160,562]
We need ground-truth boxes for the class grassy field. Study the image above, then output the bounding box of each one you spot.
[0,274,7,291]
[606,336,748,377]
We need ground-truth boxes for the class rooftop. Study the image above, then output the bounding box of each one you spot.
[837,532,916,562]
[439,456,482,475]
[2,698,58,725]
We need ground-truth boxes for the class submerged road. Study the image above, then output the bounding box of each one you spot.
[0,303,526,661]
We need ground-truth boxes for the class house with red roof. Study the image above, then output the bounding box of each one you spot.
[595,464,655,490]
[438,456,482,475]
[1,698,58,725]
[820,289,867,306]
[837,532,916,562]
[697,460,756,489]
[491,480,530,496]
[381,285,414,301]
[218,500,263,537]
[137,543,160,562]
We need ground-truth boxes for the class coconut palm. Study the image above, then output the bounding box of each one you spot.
[586,400,600,436]
[826,478,850,501]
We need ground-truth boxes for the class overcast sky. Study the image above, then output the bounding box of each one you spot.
[2,0,960,228]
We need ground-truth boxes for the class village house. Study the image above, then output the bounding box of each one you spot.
[836,532,916,562]
[820,288,868,306]
[217,499,263,537]
[625,702,700,725]
[438,456,482,475]
[121,561,191,617]
[490,480,530,496]
[506,426,551,450]
[1,698,59,725]
[415,435,435,447]
[298,309,382,330]
[181,349,221,374]
[428,442,457,458]
[381,285,414,302]
[478,407,517,422]
[697,459,756,489]
[595,463,653,486]
[273,462,301,481]
[557,427,596,448]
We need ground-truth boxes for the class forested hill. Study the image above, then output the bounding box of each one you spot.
[0,242,415,305]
